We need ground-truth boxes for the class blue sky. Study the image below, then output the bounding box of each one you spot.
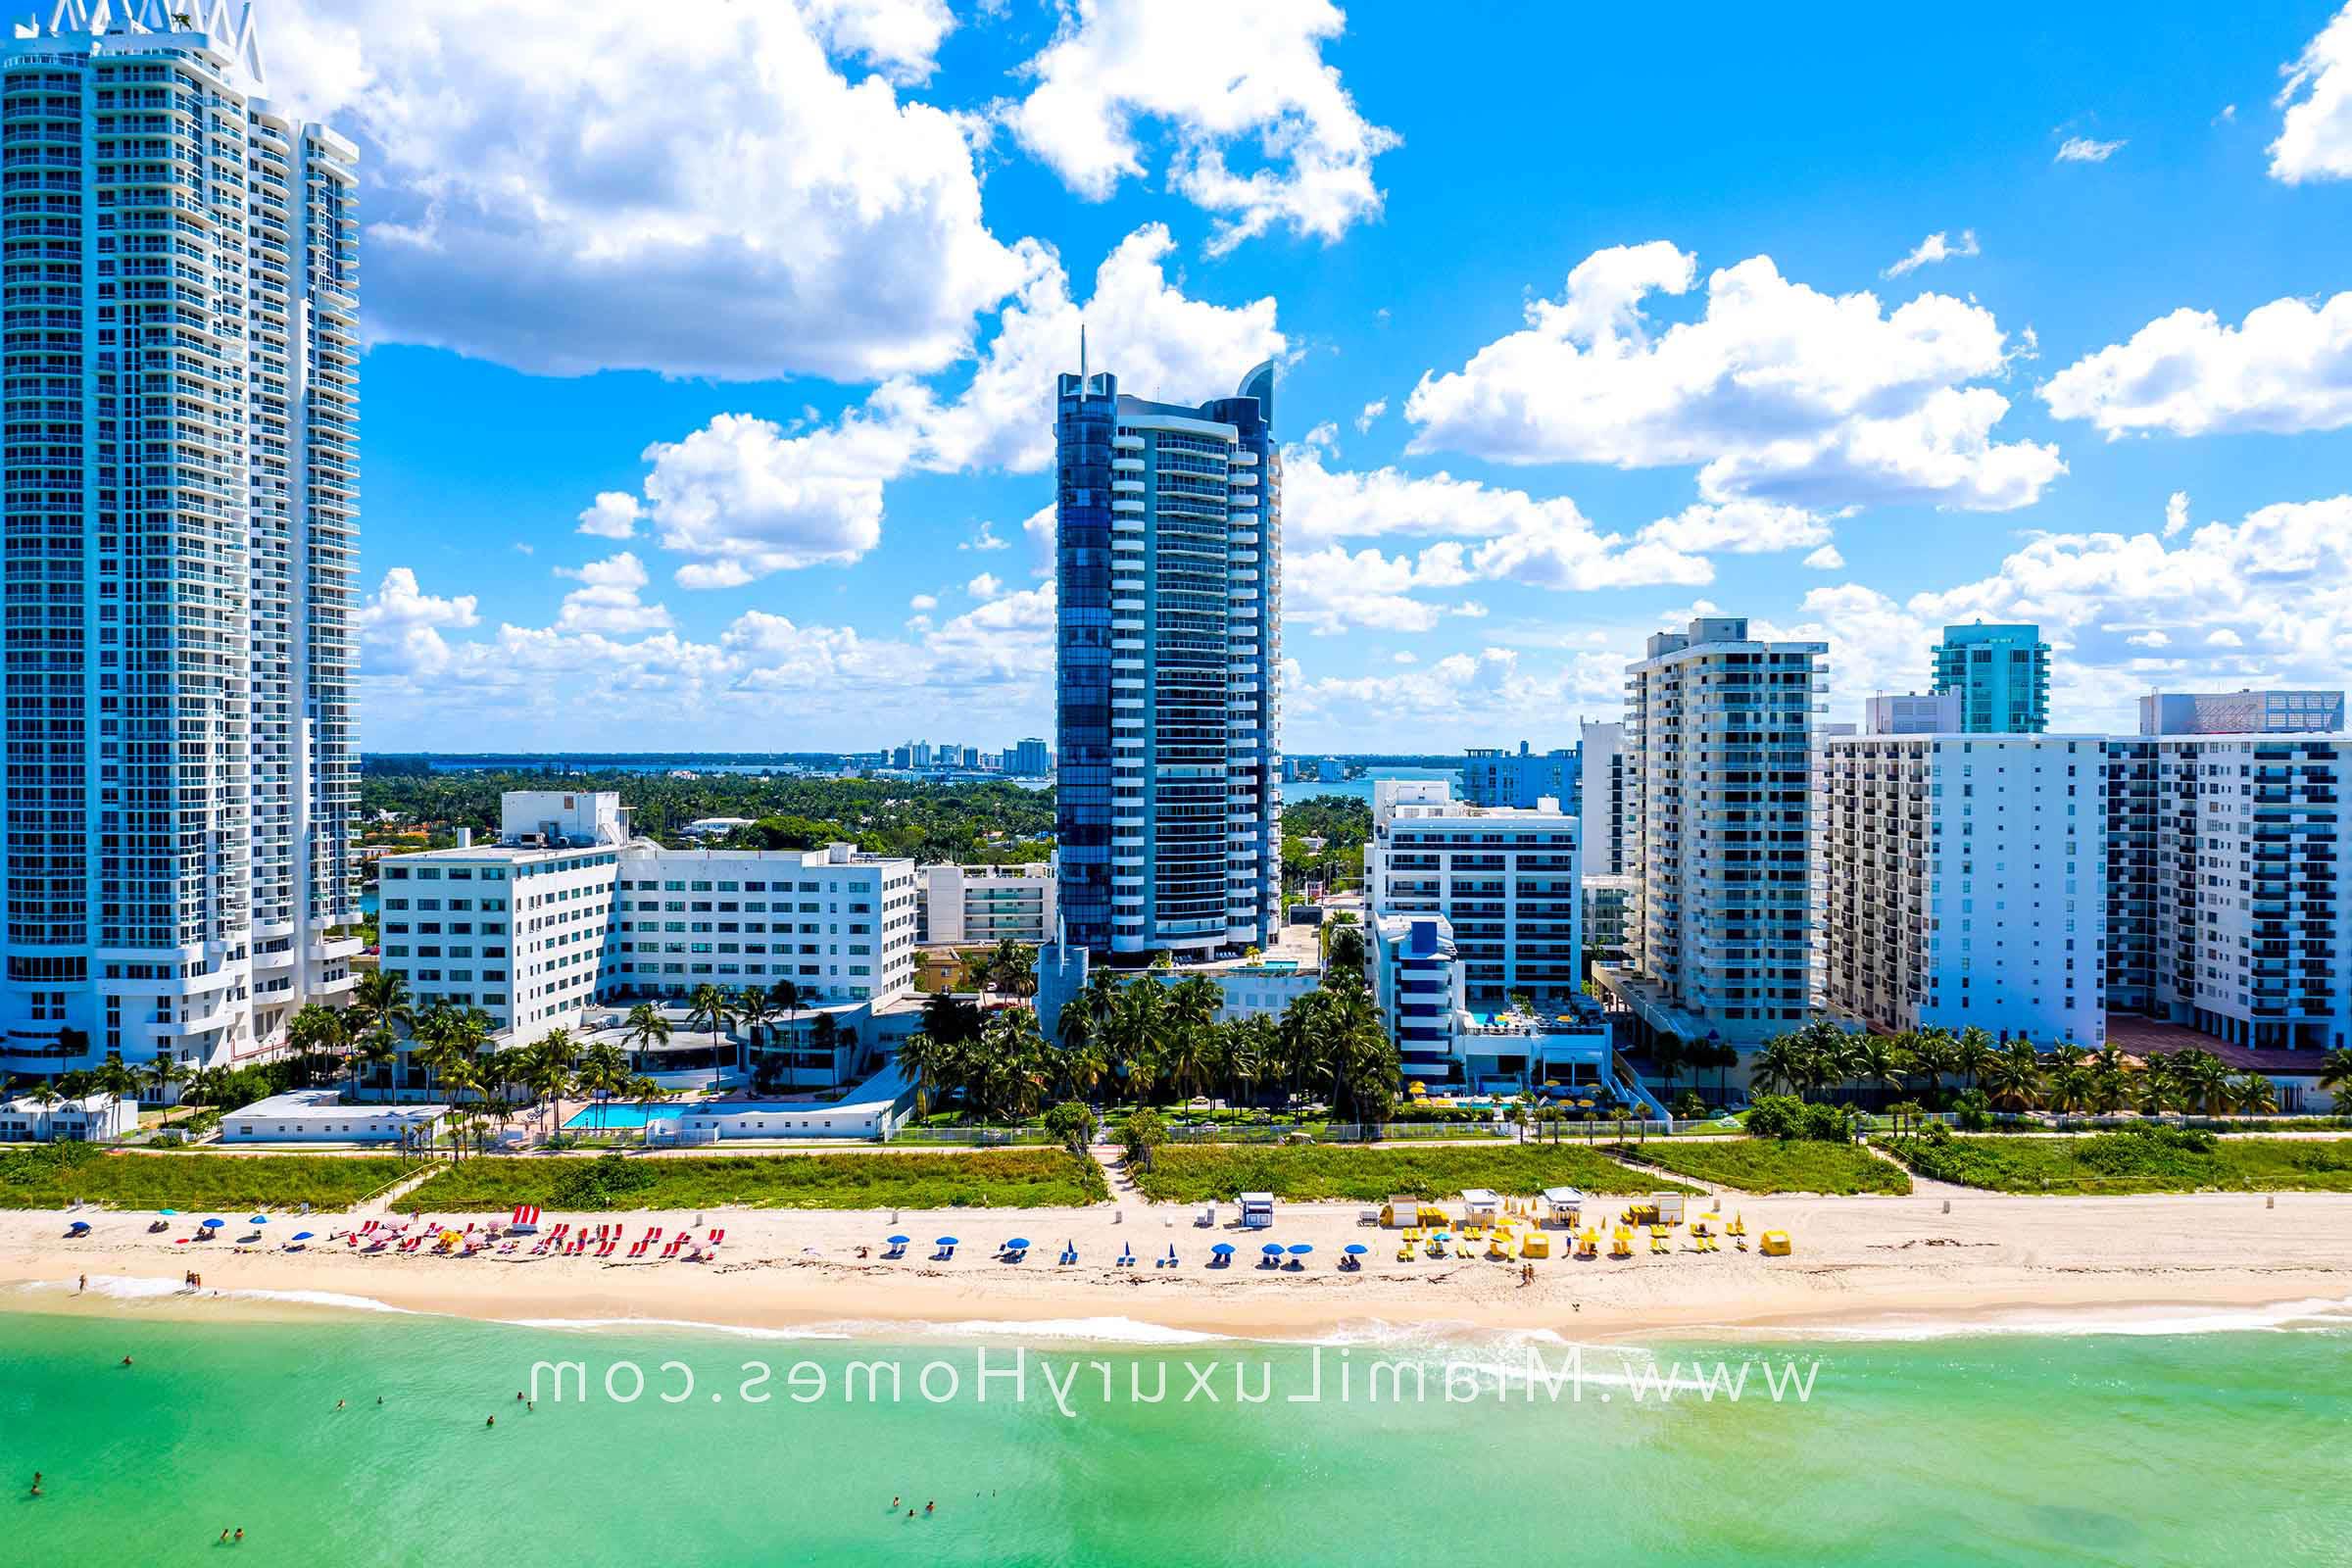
[272,0,2352,753]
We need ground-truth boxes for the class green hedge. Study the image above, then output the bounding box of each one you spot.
[397,1149,1109,1211]
[0,1147,410,1210]
[1605,1139,1911,1196]
[1128,1144,1685,1203]
[1885,1126,2352,1194]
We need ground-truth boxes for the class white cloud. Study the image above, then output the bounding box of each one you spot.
[1354,397,1388,433]
[553,551,672,634]
[1284,645,1630,746]
[2040,290,2352,438]
[2271,3,2352,183]
[602,225,1283,584]
[1403,242,2061,512]
[1006,0,1399,254]
[1883,228,1980,278]
[1634,501,1832,555]
[2218,103,2239,124]
[1802,544,1846,569]
[265,0,1021,380]
[576,491,643,540]
[512,542,535,556]
[909,593,939,612]
[355,565,480,674]
[1772,493,2352,730]
[2165,490,2190,537]
[2055,135,2126,163]
[966,572,1004,600]
[958,519,1010,552]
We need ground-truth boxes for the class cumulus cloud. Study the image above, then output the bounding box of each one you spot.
[1780,493,2352,728]
[553,552,672,634]
[2165,490,2190,537]
[958,519,1010,552]
[354,566,479,674]
[1883,228,1980,278]
[1006,0,1399,254]
[576,492,643,540]
[2041,290,2352,438]
[1403,242,2061,512]
[1354,397,1388,433]
[601,226,1283,585]
[966,572,1004,599]
[1284,644,1631,745]
[908,593,939,612]
[2271,3,2352,183]
[266,0,1020,380]
[1802,544,1846,569]
[2055,135,2126,163]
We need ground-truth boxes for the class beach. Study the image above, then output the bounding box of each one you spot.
[7,1188,2351,1341]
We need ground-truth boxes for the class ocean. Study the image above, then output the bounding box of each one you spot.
[4,1298,2347,1565]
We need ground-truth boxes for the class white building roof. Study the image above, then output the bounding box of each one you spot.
[226,1090,447,1124]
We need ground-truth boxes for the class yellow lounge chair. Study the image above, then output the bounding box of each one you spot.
[1609,1227,1634,1259]
[1647,1227,1669,1254]
[1576,1228,1598,1259]
[1396,1245,1415,1262]
[1727,1215,1746,1237]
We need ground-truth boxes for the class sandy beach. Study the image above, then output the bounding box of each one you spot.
[6,1187,2351,1342]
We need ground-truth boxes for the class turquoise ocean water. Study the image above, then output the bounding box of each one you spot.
[2,1298,2347,1566]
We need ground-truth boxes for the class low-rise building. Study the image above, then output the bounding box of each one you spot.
[917,861,1057,946]
[220,1089,448,1146]
[0,1093,136,1143]
[652,1063,918,1143]
[1866,691,1962,735]
[1462,742,1578,809]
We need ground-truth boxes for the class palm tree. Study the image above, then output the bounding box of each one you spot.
[1105,980,1171,1106]
[767,977,803,1054]
[2175,1049,2233,1117]
[1981,1041,2044,1112]
[1953,1026,1995,1093]
[90,1054,140,1112]
[354,1024,400,1104]
[349,968,416,1051]
[574,1041,632,1135]
[142,1054,188,1109]
[733,986,775,1075]
[622,1002,673,1070]
[1851,1035,1906,1106]
[1912,1027,1958,1104]
[1751,1033,1808,1098]
[2230,1073,2279,1117]
[897,1030,947,1120]
[283,1004,347,1088]
[2319,1046,2352,1110]
[809,1011,840,1080]
[25,1080,60,1141]
[523,1030,580,1140]
[686,984,732,1066]
[987,939,1037,1001]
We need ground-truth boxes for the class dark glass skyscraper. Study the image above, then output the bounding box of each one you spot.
[1054,362,1281,958]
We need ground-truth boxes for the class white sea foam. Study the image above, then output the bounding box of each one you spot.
[876,1316,1230,1346]
[1786,1295,2352,1342]
[15,1275,420,1314]
[497,1316,854,1342]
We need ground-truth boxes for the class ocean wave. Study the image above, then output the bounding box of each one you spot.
[496,1316,854,1342]
[864,1316,1231,1346]
[16,1275,420,1315]
[1789,1296,2352,1342]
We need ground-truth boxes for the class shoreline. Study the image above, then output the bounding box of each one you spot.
[6,1190,2351,1347]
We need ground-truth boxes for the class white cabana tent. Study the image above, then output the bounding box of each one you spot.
[1460,1188,1501,1221]
[1384,1194,1422,1228]
[1542,1187,1585,1227]
[1240,1193,1276,1230]
[1650,1192,1687,1225]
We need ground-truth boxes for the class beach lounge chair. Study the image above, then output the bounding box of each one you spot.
[1609,1228,1633,1259]
[1196,1203,1216,1228]
[1648,1227,1669,1255]
[1116,1242,1136,1267]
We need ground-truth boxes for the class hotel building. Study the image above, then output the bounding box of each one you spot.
[1053,359,1281,960]
[1818,734,2106,1045]
[1598,617,1826,1048]
[1931,622,2050,734]
[0,3,360,1075]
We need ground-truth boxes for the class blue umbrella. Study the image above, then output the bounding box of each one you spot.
[1343,1244,1368,1255]
[157,1208,176,1217]
[1210,1243,1236,1254]
[935,1236,959,1246]
[1261,1243,1284,1255]
[201,1218,224,1229]
[1288,1244,1313,1255]
[1004,1238,1031,1250]
[886,1235,910,1245]
[248,1215,268,1225]
[291,1232,315,1241]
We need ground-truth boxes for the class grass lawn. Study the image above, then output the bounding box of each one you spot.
[396,1148,1109,1212]
[1884,1132,2352,1195]
[1604,1139,1912,1196]
[1128,1143,1687,1203]
[0,1148,411,1211]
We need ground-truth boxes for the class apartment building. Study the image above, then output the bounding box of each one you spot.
[1579,719,1627,876]
[1461,743,1577,809]
[2138,689,2345,736]
[916,861,1057,946]
[1363,780,1582,1005]
[1932,622,2050,734]
[1818,735,2106,1045]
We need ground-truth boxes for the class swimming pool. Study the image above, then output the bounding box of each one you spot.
[563,1102,685,1130]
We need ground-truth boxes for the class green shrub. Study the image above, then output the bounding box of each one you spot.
[399,1149,1108,1211]
[1129,1144,1684,1203]
[1953,1090,1992,1132]
[1605,1138,1911,1196]
[1886,1131,2352,1195]
[1744,1095,1856,1143]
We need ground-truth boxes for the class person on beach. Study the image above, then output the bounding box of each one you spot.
[925,1501,934,1516]
[234,1529,243,1543]
[220,1530,230,1544]
[28,1472,40,1497]
[76,1274,85,1293]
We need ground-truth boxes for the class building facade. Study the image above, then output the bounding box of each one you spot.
[1819,735,2106,1045]
[1054,359,1281,959]
[917,861,1057,946]
[2103,735,2350,1052]
[1008,738,1053,777]
[2138,689,2345,736]
[1581,873,1636,970]
[0,5,360,1077]
[1461,743,1578,809]
[377,792,918,1048]
[1370,912,1463,1087]
[1599,617,1826,1048]
[1865,692,1962,736]
[1363,780,1582,1006]
[1931,622,2049,733]
[1578,719,1626,876]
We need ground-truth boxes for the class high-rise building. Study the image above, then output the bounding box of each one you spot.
[1865,691,1961,735]
[1818,734,2106,1045]
[2138,689,2345,736]
[0,5,360,1075]
[1578,719,1626,875]
[1597,617,1826,1048]
[1461,742,1577,809]
[1009,737,1053,777]
[1931,622,2049,733]
[1054,358,1281,959]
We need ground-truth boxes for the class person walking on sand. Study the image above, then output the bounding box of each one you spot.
[76,1274,85,1293]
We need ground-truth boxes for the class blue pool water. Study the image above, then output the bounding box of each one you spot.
[564,1102,685,1130]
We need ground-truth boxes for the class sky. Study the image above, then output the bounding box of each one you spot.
[261,0,2352,754]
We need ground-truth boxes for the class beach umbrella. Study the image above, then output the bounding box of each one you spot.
[1004,1238,1031,1251]
[1343,1244,1368,1255]
[1287,1244,1313,1255]
[248,1215,268,1225]
[1211,1243,1236,1255]
[291,1232,315,1241]
[935,1236,959,1246]
[1260,1243,1284,1256]
[886,1235,910,1245]
[157,1208,176,1216]
[201,1218,224,1229]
